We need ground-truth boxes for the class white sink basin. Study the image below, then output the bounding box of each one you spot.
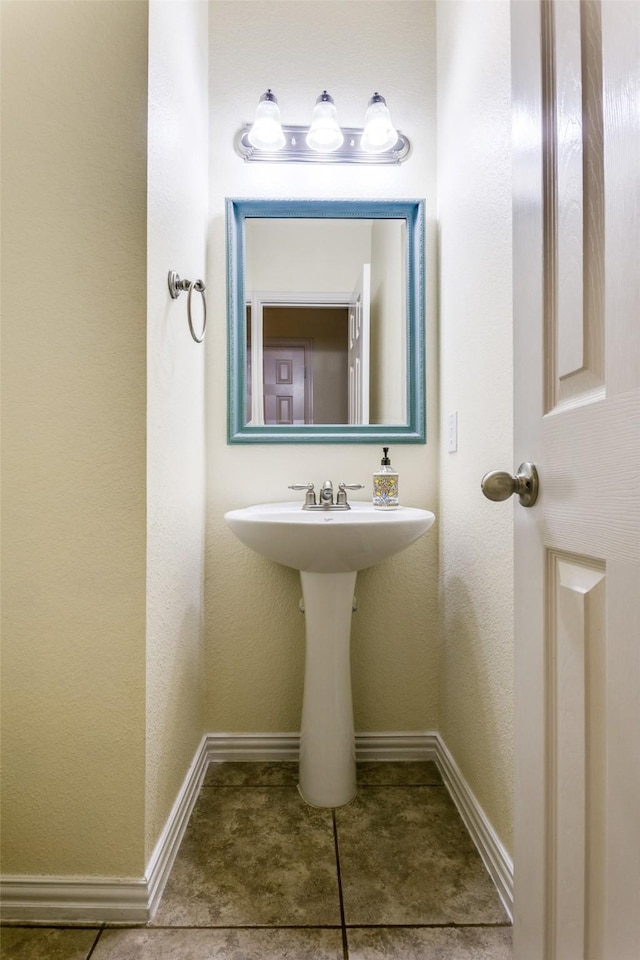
[224,500,435,573]
[224,498,436,807]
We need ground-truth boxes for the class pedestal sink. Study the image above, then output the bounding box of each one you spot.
[224,500,435,807]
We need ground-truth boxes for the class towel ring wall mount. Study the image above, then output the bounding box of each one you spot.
[168,270,207,343]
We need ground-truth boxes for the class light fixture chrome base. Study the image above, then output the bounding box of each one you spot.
[235,124,411,164]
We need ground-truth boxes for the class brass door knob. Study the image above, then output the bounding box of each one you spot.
[481,462,539,507]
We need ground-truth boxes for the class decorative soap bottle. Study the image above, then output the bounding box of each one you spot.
[373,446,399,508]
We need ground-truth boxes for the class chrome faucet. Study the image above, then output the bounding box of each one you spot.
[288,481,364,510]
[320,480,334,505]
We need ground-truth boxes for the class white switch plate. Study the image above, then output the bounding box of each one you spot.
[447,411,458,453]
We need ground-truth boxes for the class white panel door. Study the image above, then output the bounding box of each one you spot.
[511,2,640,958]
[348,264,371,424]
[262,343,307,425]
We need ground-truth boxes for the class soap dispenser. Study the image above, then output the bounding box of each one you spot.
[373,446,399,508]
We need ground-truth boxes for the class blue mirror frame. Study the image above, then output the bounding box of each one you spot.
[226,198,426,443]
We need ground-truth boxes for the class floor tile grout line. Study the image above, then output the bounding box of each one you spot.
[84,925,104,960]
[343,922,513,930]
[97,921,512,930]
[1,921,513,933]
[143,924,346,931]
[332,810,349,960]
[0,924,104,930]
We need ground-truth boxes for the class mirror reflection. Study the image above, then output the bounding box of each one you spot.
[245,218,406,427]
[226,199,425,444]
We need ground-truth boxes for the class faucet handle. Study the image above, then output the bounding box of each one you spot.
[336,482,365,506]
[288,482,316,506]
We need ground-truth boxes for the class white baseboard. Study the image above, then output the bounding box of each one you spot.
[205,730,438,763]
[145,734,210,917]
[1,731,512,925]
[0,876,149,924]
[355,731,438,761]
[0,735,209,924]
[435,735,514,921]
[205,732,300,761]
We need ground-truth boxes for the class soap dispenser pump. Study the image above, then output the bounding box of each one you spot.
[373,446,399,508]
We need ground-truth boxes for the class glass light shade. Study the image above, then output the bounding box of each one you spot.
[360,93,399,154]
[248,90,286,151]
[306,91,344,152]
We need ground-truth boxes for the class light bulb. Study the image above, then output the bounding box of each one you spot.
[306,91,344,152]
[247,90,286,151]
[360,93,398,154]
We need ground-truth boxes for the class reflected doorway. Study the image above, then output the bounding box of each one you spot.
[246,304,350,424]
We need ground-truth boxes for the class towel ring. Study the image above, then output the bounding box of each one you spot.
[167,271,207,343]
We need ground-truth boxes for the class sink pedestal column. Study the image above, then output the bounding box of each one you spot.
[298,570,357,807]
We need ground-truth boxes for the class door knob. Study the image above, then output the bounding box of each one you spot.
[481,461,539,507]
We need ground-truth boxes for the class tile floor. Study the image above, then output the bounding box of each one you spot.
[1,761,512,959]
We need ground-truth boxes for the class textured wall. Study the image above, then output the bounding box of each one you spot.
[1,0,148,876]
[145,0,209,863]
[437,0,514,853]
[206,1,439,734]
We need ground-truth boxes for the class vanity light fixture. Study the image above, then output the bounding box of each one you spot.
[306,91,344,152]
[361,92,399,153]
[235,90,410,164]
[247,89,286,151]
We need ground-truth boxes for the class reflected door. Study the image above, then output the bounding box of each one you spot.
[348,264,371,424]
[263,340,310,425]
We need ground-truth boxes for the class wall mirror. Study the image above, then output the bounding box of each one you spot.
[226,198,425,443]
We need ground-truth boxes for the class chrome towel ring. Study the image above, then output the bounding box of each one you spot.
[167,270,207,343]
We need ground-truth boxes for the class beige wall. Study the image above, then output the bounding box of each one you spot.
[1,1,149,876]
[146,0,208,863]
[206,0,439,734]
[1,0,209,881]
[437,0,514,853]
